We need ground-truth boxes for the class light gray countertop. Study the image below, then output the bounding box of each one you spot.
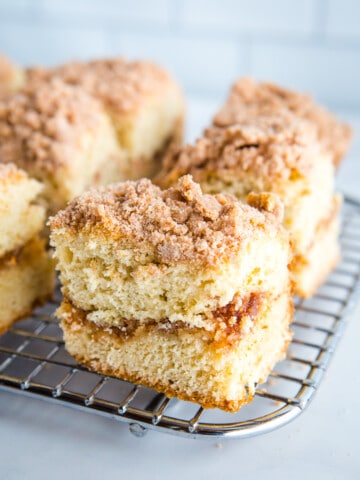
[1,99,360,480]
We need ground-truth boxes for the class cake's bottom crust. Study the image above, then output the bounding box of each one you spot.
[59,293,293,412]
[0,237,55,334]
[292,199,340,298]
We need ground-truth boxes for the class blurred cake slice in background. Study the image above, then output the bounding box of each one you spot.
[50,175,293,412]
[0,163,45,257]
[0,78,126,215]
[213,78,352,169]
[0,53,24,100]
[156,116,338,298]
[0,164,54,334]
[27,58,185,180]
[291,195,341,298]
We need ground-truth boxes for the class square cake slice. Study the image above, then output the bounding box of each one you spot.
[213,78,352,168]
[0,237,55,334]
[0,78,126,215]
[0,163,54,334]
[50,175,293,412]
[27,58,185,180]
[0,163,45,257]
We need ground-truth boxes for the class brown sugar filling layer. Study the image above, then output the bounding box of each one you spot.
[62,291,267,347]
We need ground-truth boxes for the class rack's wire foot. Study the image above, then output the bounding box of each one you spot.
[129,423,147,438]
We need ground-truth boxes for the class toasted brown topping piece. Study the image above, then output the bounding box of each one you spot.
[0,78,108,173]
[247,192,284,223]
[50,175,283,266]
[214,78,352,167]
[27,58,178,115]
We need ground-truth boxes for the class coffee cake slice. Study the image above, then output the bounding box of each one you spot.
[291,195,341,298]
[0,163,54,334]
[0,78,125,215]
[50,175,293,412]
[214,78,352,168]
[0,163,45,257]
[0,237,55,334]
[156,117,338,298]
[28,58,185,180]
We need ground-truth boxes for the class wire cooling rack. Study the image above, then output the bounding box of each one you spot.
[1,197,360,440]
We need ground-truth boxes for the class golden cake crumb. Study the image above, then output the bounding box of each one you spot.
[51,175,292,411]
[0,237,55,334]
[0,163,45,257]
[0,162,54,333]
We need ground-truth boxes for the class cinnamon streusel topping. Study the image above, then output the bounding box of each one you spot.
[214,78,351,167]
[0,78,108,173]
[50,175,284,266]
[157,116,320,187]
[28,58,177,114]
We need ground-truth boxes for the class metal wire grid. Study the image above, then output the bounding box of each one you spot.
[0,197,360,440]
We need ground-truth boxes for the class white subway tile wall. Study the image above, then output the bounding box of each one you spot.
[118,33,246,96]
[251,44,360,108]
[0,23,107,65]
[0,0,359,109]
[326,0,360,39]
[180,0,317,36]
[40,0,171,27]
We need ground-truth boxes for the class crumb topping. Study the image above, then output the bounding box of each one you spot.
[157,116,320,187]
[214,78,352,166]
[27,58,177,114]
[247,191,284,223]
[50,175,284,265]
[0,78,107,173]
